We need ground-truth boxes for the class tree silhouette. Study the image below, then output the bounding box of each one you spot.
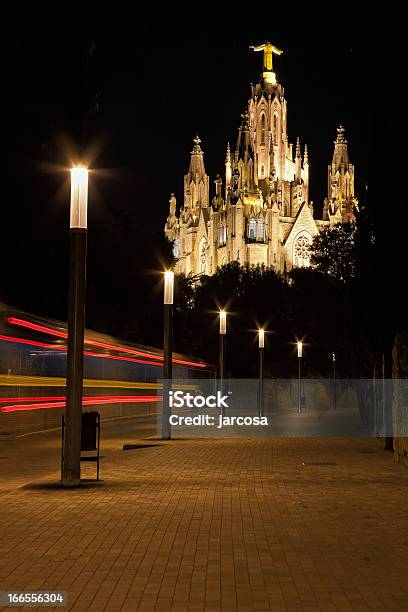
[309,223,357,283]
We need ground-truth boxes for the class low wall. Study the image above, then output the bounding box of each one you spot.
[0,402,158,438]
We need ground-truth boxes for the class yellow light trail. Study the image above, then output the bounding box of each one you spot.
[0,374,196,391]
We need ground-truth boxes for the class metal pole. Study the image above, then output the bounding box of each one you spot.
[258,346,264,417]
[382,353,385,435]
[60,415,65,482]
[162,302,173,440]
[96,414,101,481]
[333,359,336,409]
[298,356,301,413]
[219,333,225,418]
[62,227,87,486]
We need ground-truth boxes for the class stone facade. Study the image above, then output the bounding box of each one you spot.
[165,44,358,277]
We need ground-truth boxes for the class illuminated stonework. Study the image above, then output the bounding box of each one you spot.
[294,233,312,267]
[164,43,357,276]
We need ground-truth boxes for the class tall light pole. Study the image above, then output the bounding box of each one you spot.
[62,166,88,487]
[258,329,265,418]
[219,309,227,417]
[162,270,174,440]
[332,352,336,409]
[297,341,303,414]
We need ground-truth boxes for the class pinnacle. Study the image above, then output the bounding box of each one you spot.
[336,126,346,143]
[226,142,231,163]
[296,137,301,157]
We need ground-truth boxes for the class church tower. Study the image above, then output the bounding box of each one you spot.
[165,43,358,277]
[184,135,209,211]
[324,126,356,223]
[165,135,210,275]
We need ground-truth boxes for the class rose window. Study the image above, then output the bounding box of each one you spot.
[294,236,311,267]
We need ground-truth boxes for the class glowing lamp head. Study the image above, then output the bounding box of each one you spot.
[297,341,303,358]
[219,310,227,335]
[258,328,265,349]
[70,166,88,229]
[164,271,174,305]
[332,352,336,362]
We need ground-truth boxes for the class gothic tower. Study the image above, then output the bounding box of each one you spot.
[165,43,358,277]
[323,126,356,223]
[184,135,209,212]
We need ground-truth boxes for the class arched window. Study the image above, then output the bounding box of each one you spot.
[257,218,265,241]
[173,239,180,258]
[260,164,265,179]
[219,221,226,245]
[260,113,266,145]
[249,218,256,240]
[273,113,278,145]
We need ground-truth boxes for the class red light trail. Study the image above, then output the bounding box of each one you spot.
[0,395,161,413]
[0,332,205,368]
[6,317,206,368]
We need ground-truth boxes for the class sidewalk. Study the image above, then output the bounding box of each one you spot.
[1,435,408,611]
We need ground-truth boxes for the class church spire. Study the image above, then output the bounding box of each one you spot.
[235,112,255,191]
[295,137,301,158]
[184,134,209,211]
[303,144,309,199]
[188,134,206,177]
[304,144,309,165]
[226,142,231,163]
[326,125,355,223]
[295,137,302,182]
[332,125,349,169]
[225,142,232,194]
[235,112,252,161]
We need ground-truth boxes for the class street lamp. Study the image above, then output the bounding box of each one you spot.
[332,352,336,409]
[162,270,174,440]
[258,329,265,418]
[219,309,227,417]
[297,341,303,414]
[62,166,88,487]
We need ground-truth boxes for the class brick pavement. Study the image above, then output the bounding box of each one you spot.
[0,435,408,611]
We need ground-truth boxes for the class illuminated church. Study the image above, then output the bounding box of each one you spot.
[165,43,357,276]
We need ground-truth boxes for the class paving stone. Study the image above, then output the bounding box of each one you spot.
[1,437,408,610]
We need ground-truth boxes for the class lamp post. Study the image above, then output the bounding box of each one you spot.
[258,329,265,418]
[219,309,227,417]
[332,352,336,410]
[297,341,303,414]
[62,166,88,487]
[162,270,174,440]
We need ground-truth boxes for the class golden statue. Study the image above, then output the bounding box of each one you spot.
[250,42,283,72]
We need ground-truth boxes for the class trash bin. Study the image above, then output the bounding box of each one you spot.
[81,411,99,451]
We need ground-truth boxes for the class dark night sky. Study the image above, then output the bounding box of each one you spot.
[0,4,404,328]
